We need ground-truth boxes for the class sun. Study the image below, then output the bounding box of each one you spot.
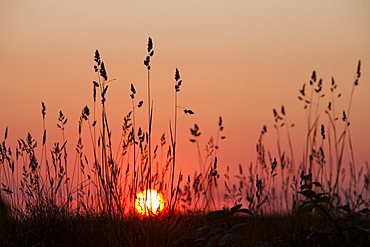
[135,189,165,215]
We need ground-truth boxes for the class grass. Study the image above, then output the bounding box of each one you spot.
[0,38,369,246]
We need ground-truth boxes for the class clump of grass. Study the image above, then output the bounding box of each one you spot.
[0,38,369,247]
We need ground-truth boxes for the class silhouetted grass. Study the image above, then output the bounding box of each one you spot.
[0,38,369,246]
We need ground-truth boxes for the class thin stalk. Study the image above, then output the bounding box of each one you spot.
[147,69,152,194]
[333,61,360,194]
[131,99,138,217]
[304,82,314,172]
[329,87,339,185]
[169,87,178,210]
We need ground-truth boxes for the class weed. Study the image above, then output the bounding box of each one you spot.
[0,39,368,246]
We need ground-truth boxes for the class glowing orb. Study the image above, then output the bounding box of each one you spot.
[135,189,165,215]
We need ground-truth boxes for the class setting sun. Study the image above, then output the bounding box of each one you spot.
[135,189,165,215]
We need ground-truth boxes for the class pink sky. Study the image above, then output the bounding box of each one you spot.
[1,1,370,205]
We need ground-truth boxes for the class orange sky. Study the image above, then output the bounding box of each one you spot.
[1,1,370,191]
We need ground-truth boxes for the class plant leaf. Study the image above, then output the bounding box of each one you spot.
[231,204,242,213]
[228,223,247,233]
[218,233,242,246]
[298,190,316,198]
[195,226,210,238]
[206,210,232,221]
[237,208,253,215]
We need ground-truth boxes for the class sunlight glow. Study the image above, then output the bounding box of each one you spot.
[135,189,165,215]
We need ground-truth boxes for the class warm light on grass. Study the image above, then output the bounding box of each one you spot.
[135,189,165,215]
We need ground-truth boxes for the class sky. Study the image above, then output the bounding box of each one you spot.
[1,0,370,199]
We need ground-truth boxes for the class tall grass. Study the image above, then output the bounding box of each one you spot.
[0,39,369,246]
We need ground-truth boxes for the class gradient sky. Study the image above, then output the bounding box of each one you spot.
[1,0,370,184]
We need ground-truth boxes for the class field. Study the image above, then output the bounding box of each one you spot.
[0,38,369,246]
